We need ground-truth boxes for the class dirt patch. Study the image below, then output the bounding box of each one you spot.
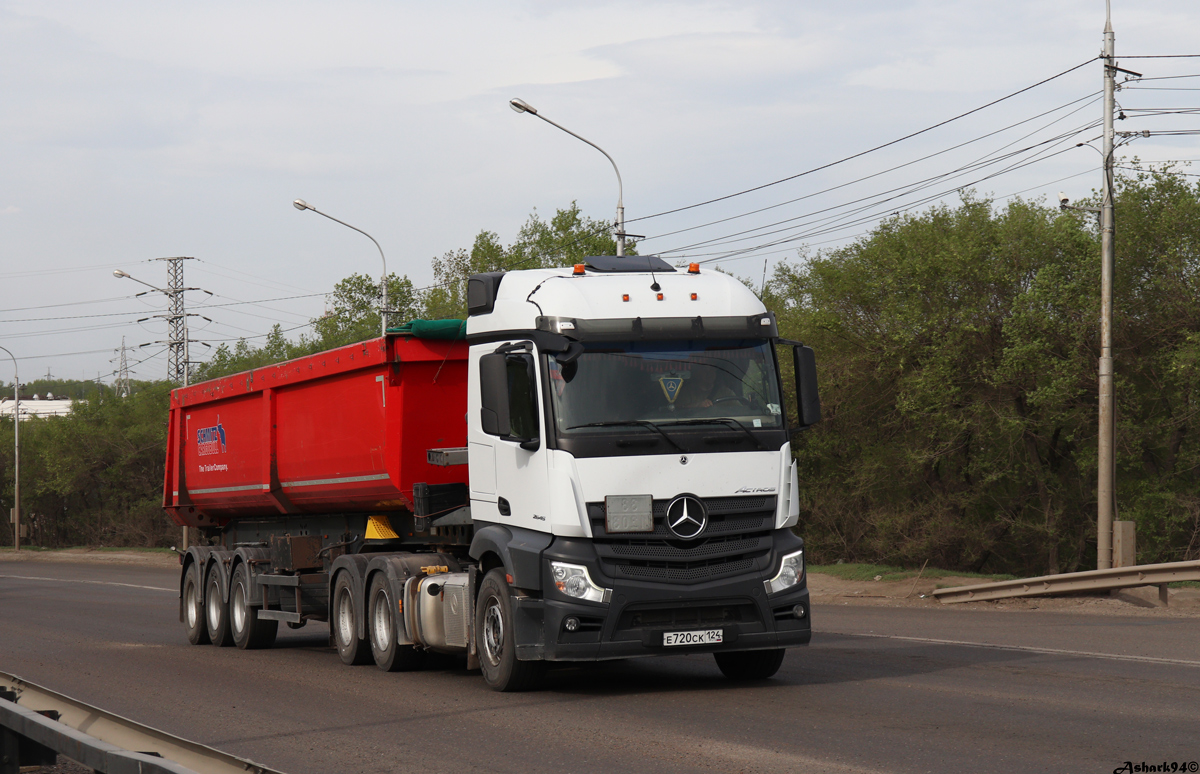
[808,571,1200,617]
[0,547,179,569]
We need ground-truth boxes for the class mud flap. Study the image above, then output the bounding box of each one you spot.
[512,596,545,661]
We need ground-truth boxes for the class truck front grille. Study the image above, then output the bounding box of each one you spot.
[588,496,775,585]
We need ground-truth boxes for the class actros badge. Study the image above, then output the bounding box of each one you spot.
[665,495,708,540]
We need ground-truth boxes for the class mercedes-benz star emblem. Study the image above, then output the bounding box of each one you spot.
[665,495,707,540]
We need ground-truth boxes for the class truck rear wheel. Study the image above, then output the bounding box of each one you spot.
[333,572,371,665]
[476,569,543,692]
[230,563,277,650]
[367,575,424,672]
[205,567,234,647]
[713,648,786,680]
[183,563,210,646]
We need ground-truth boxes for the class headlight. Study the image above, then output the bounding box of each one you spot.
[764,549,804,595]
[550,561,612,604]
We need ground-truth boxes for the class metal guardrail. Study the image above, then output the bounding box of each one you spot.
[932,560,1200,604]
[0,671,285,774]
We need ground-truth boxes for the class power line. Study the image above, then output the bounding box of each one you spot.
[625,57,1098,225]
[637,91,1103,246]
[657,119,1099,256]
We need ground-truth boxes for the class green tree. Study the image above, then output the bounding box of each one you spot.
[770,169,1200,575]
[422,202,629,319]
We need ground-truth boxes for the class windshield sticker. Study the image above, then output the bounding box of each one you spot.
[196,418,227,456]
[659,376,684,403]
[767,403,781,415]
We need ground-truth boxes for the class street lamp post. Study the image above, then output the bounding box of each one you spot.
[0,346,19,551]
[509,98,627,256]
[293,200,390,336]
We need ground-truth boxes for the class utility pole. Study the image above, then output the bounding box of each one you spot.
[156,257,195,385]
[1,346,19,551]
[1096,0,1117,569]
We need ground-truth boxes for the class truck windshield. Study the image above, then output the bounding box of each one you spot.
[546,339,785,451]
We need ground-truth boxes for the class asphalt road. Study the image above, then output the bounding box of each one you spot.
[1,558,1197,774]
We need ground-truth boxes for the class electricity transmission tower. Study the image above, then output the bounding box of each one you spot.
[111,337,131,398]
[156,256,195,385]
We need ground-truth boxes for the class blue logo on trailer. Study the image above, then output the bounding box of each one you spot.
[196,419,226,456]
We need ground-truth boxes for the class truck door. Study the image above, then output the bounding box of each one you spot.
[474,342,550,532]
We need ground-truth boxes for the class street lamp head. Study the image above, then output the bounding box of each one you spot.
[509,98,537,116]
[113,270,130,278]
[1058,192,1070,210]
[293,199,312,211]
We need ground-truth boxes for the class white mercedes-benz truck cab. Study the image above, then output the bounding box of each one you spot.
[464,255,821,689]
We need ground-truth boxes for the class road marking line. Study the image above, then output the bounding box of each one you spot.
[823,630,1200,667]
[0,574,173,592]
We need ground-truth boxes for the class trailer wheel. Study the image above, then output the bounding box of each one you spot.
[476,569,543,692]
[333,572,371,665]
[205,566,234,647]
[713,648,786,680]
[183,563,210,646]
[231,563,277,650]
[367,575,424,672]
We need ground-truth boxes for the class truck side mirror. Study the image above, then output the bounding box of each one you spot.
[480,349,541,450]
[793,344,821,428]
[479,353,511,436]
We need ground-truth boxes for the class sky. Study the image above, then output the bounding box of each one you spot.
[2,0,1199,386]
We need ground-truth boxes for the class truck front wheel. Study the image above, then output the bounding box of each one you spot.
[476,569,543,692]
[367,575,424,672]
[714,648,786,680]
[230,563,277,650]
[333,573,371,665]
[205,567,234,647]
[183,563,210,646]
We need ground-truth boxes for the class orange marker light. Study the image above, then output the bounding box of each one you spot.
[690,293,698,301]
[573,264,586,275]
[656,293,664,301]
[688,263,700,274]
[622,294,630,302]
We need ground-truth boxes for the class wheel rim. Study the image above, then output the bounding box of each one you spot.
[371,591,391,652]
[207,579,221,631]
[337,587,354,647]
[185,579,198,628]
[482,597,504,667]
[231,580,247,635]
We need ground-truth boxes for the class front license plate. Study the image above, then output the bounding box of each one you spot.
[663,629,724,647]
[605,494,654,533]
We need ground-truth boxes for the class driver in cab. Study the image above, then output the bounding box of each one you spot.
[679,365,735,409]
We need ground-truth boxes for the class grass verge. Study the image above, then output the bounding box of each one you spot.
[808,562,1016,583]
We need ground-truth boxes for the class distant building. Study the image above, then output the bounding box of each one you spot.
[0,393,78,420]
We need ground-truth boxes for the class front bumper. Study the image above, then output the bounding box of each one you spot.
[512,529,811,662]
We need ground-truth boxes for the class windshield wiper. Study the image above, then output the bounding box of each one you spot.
[565,420,688,453]
[659,418,766,450]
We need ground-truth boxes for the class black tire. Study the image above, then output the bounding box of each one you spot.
[182,562,210,646]
[230,563,277,650]
[476,569,544,692]
[332,572,371,665]
[714,648,786,680]
[205,566,234,647]
[367,575,424,672]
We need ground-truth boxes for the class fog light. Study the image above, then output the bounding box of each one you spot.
[564,616,579,632]
[792,604,806,619]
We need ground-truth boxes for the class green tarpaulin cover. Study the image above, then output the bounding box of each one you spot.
[386,319,467,340]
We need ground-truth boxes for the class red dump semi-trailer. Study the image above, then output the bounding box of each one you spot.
[169,260,819,691]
